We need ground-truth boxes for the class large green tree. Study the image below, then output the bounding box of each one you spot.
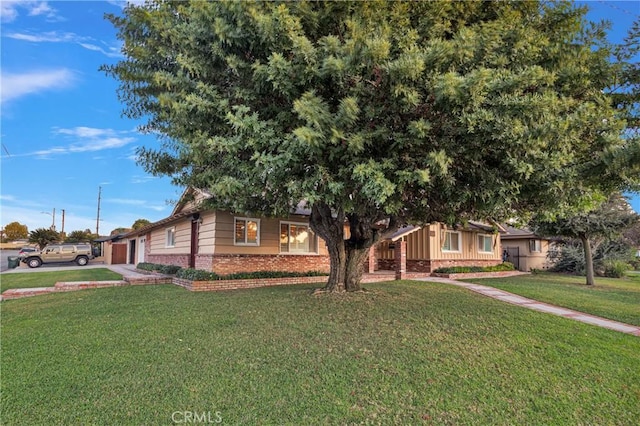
[534,193,639,285]
[104,1,634,292]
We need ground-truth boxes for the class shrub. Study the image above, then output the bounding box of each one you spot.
[136,262,181,274]
[136,262,158,272]
[602,260,630,278]
[176,268,219,281]
[159,264,182,275]
[433,262,515,274]
[175,268,328,281]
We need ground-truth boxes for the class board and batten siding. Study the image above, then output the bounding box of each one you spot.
[378,224,501,261]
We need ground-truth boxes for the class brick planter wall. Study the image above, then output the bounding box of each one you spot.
[377,258,501,273]
[173,275,328,292]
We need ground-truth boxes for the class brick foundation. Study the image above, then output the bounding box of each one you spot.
[376,258,501,273]
[146,253,330,275]
[173,275,328,292]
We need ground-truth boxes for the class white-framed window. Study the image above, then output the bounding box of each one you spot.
[443,231,461,252]
[478,234,493,253]
[280,222,317,254]
[166,227,176,247]
[234,217,260,246]
[529,239,542,253]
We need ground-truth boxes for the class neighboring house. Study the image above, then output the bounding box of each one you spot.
[120,188,330,275]
[499,225,552,271]
[371,222,503,274]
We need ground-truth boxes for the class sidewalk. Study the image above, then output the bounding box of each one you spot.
[415,277,640,337]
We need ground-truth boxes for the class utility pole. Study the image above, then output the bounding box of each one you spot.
[52,208,56,231]
[61,209,65,235]
[96,186,102,236]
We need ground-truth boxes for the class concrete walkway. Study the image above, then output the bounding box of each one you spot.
[415,277,640,337]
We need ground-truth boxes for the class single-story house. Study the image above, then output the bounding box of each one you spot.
[499,225,553,271]
[119,188,505,276]
[120,188,331,275]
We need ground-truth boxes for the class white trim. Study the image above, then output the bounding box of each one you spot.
[165,227,176,248]
[279,221,318,254]
[234,217,261,246]
[477,234,493,253]
[442,230,462,252]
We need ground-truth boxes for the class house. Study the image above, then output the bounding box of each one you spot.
[117,188,509,277]
[370,222,503,275]
[119,189,331,275]
[499,225,552,271]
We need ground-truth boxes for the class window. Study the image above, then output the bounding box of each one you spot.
[529,239,542,253]
[234,217,260,246]
[443,231,461,252]
[478,234,493,253]
[166,227,175,247]
[280,222,317,253]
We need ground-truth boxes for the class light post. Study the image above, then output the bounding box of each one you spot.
[41,208,56,231]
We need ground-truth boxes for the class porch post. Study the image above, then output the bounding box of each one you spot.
[367,244,377,273]
[395,239,407,280]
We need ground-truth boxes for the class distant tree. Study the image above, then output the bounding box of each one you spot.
[132,219,151,230]
[533,194,639,285]
[104,0,638,291]
[28,228,61,250]
[65,230,96,243]
[3,222,28,241]
[110,227,131,236]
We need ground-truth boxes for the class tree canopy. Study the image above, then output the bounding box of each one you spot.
[28,228,61,250]
[3,222,28,241]
[104,0,637,291]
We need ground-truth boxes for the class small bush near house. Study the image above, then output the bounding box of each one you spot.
[136,263,181,274]
[602,260,630,278]
[434,262,515,274]
[175,268,328,281]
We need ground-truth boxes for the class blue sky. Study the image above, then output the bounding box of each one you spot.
[1,1,639,236]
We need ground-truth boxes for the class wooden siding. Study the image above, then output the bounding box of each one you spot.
[213,211,327,256]
[149,218,192,255]
[378,224,501,261]
[197,211,216,255]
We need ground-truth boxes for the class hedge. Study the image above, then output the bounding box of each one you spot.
[433,262,515,274]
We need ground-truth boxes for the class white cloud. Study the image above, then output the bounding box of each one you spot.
[5,31,123,58]
[0,1,61,23]
[5,31,81,43]
[7,127,136,159]
[0,69,76,103]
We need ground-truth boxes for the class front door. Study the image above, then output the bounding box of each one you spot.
[138,237,146,264]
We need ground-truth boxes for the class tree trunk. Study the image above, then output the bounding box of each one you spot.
[309,202,346,292]
[580,234,596,286]
[309,203,399,293]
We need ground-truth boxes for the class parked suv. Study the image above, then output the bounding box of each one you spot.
[22,244,94,268]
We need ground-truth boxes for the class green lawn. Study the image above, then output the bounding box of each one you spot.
[0,269,123,292]
[464,272,640,326]
[2,281,639,424]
